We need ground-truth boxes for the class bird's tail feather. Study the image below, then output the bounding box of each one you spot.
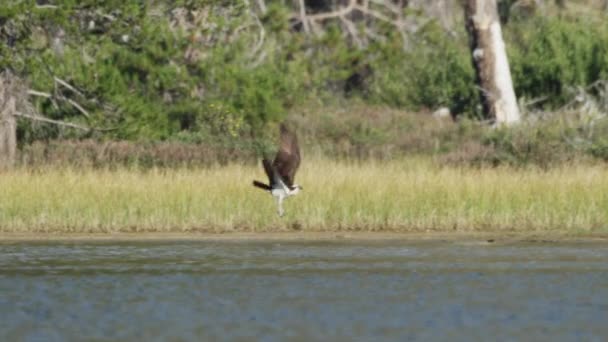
[252,180,271,191]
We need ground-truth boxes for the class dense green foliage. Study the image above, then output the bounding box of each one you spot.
[507,16,608,108]
[1,1,608,163]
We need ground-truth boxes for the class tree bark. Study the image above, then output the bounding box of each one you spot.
[0,72,18,168]
[464,0,520,125]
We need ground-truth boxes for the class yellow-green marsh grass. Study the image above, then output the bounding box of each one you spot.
[0,159,607,234]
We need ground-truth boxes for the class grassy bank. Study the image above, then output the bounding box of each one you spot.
[1,159,607,234]
[16,102,608,169]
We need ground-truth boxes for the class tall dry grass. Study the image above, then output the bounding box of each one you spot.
[0,158,607,234]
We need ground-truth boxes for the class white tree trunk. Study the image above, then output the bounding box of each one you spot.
[465,0,520,125]
[0,73,18,168]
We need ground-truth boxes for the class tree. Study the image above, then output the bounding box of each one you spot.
[0,71,95,167]
[0,72,18,168]
[464,0,520,125]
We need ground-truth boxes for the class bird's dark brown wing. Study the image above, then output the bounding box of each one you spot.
[262,158,275,185]
[272,123,301,187]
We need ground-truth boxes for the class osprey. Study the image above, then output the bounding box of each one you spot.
[252,123,303,216]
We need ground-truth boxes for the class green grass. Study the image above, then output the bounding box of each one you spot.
[0,158,607,234]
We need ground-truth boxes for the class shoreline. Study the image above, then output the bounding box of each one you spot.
[2,231,608,244]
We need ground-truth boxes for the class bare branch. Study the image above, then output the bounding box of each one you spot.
[297,0,310,34]
[299,0,398,25]
[339,15,363,48]
[28,89,91,118]
[35,4,59,9]
[248,12,266,61]
[355,4,401,28]
[249,50,268,69]
[305,1,356,21]
[291,0,409,48]
[14,112,91,131]
[368,0,401,14]
[101,14,117,21]
[364,28,387,43]
[255,0,267,14]
[307,19,324,36]
[66,98,91,118]
[28,89,59,110]
[27,90,52,98]
[54,77,85,98]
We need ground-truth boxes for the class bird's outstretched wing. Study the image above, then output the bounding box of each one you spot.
[273,123,301,188]
[262,158,275,186]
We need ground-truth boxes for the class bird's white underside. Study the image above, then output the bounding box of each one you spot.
[271,178,300,216]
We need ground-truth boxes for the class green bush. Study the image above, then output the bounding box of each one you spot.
[507,17,608,108]
[369,21,478,116]
[3,0,608,164]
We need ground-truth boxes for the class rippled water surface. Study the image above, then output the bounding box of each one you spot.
[1,240,608,341]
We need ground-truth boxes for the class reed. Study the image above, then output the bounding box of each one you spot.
[0,158,606,234]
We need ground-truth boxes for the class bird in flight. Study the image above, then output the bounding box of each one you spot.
[252,123,303,217]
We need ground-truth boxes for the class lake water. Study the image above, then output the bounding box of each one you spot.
[1,240,607,341]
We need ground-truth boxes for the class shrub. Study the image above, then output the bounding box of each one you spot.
[4,0,608,164]
[369,20,478,116]
[507,17,608,108]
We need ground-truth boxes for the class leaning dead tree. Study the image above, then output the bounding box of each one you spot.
[0,73,18,168]
[0,71,93,168]
[464,0,520,125]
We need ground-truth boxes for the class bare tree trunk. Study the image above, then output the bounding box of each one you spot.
[0,72,18,168]
[464,0,520,125]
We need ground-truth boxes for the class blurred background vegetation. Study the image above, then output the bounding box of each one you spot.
[1,0,608,167]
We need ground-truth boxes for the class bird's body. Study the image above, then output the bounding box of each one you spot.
[252,123,302,216]
[270,177,298,216]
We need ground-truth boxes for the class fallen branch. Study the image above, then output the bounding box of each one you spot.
[35,4,59,9]
[28,88,91,118]
[66,98,91,118]
[54,77,85,98]
[27,90,52,98]
[15,112,91,131]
